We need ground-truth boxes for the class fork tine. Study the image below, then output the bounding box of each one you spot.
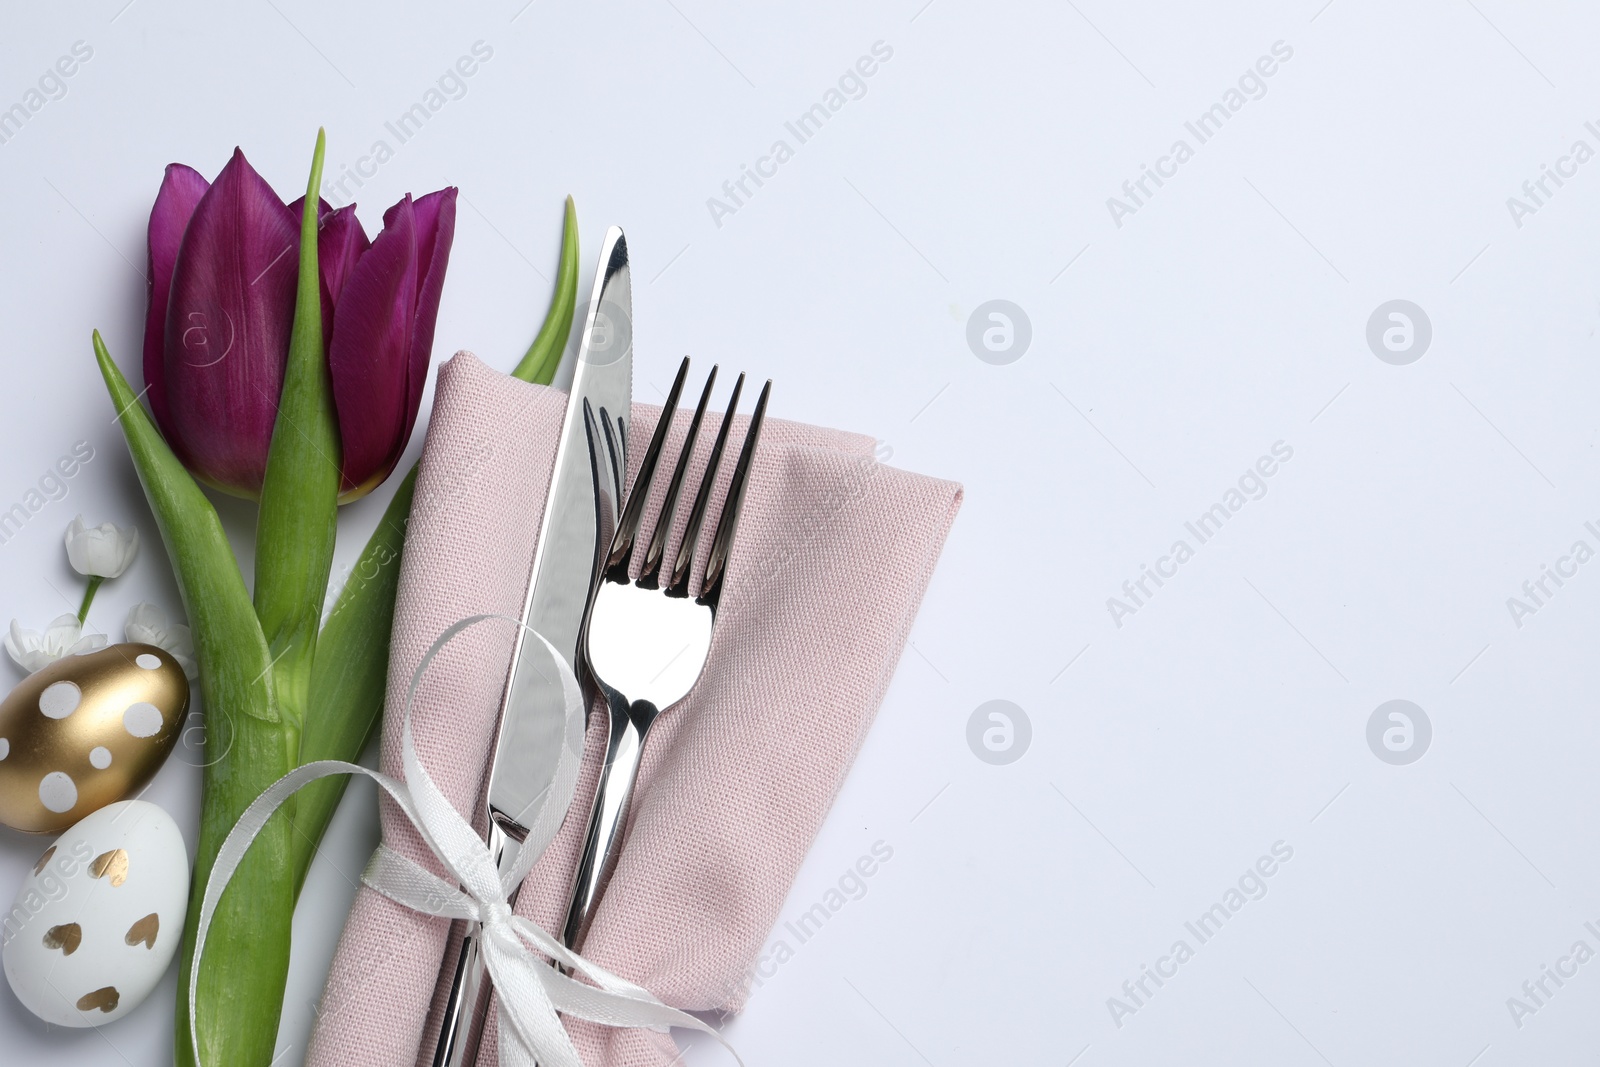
[604,357,689,583]
[698,378,770,607]
[597,402,624,507]
[666,373,745,597]
[636,365,717,589]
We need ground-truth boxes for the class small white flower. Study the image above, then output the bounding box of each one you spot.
[124,602,197,680]
[64,515,140,579]
[5,614,108,673]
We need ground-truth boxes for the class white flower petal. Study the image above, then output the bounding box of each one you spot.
[124,602,198,680]
[63,516,86,568]
[43,612,84,645]
[5,620,39,672]
[64,515,140,579]
[66,633,108,657]
[12,650,53,673]
[5,615,100,674]
[124,601,163,636]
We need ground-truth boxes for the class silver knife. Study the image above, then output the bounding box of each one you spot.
[431,227,633,1067]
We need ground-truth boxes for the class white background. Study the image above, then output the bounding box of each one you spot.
[3,1,1600,1064]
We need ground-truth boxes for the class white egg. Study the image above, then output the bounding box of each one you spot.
[2,799,189,1026]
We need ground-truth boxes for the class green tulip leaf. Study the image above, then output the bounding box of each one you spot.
[254,128,341,745]
[512,195,580,387]
[91,332,294,1067]
[291,464,413,892]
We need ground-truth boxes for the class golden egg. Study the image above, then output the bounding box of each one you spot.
[0,643,188,833]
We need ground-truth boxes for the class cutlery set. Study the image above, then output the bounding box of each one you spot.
[431,229,771,1066]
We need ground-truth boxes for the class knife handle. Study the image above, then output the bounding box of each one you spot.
[432,690,649,1063]
[431,823,523,1067]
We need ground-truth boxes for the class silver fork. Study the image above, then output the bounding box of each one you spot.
[559,356,771,952]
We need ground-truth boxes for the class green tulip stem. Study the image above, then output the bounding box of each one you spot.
[75,575,103,625]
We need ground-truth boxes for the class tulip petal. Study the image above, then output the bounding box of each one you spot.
[327,188,456,500]
[317,204,370,304]
[328,196,418,497]
[162,149,299,496]
[144,164,210,437]
[284,194,329,225]
[400,188,456,459]
[286,197,370,308]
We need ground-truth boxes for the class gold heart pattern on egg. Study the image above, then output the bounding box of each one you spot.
[76,987,119,1013]
[90,848,129,886]
[124,913,158,950]
[0,644,188,833]
[42,922,82,955]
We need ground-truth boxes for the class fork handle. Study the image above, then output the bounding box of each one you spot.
[561,687,659,952]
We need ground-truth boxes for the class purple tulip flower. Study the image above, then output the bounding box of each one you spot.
[143,148,456,501]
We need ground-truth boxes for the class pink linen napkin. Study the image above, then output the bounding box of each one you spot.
[305,352,961,1067]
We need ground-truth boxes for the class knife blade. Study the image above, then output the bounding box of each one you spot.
[488,226,632,836]
[430,227,632,1067]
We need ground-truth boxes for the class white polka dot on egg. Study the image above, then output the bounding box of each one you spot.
[0,737,8,760]
[38,771,76,813]
[135,653,161,670]
[122,702,164,739]
[121,702,164,739]
[38,681,81,720]
[89,746,112,769]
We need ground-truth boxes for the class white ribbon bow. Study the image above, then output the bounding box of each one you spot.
[188,614,739,1067]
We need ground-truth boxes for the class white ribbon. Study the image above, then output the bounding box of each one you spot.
[187,614,739,1067]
